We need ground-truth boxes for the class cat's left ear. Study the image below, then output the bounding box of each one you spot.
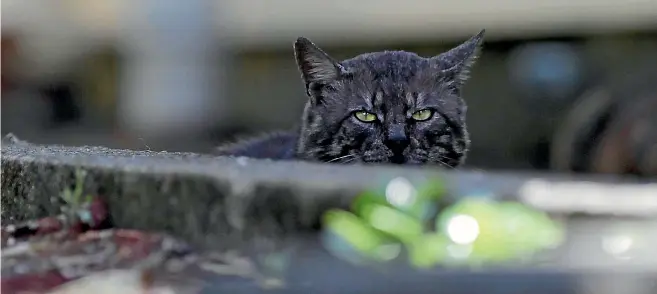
[294,37,345,94]
[431,29,485,88]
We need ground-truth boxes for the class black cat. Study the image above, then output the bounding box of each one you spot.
[217,30,485,167]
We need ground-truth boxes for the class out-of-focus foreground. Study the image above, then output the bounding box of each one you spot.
[3,0,657,174]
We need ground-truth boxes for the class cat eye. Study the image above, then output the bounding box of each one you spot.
[411,109,433,121]
[354,111,378,122]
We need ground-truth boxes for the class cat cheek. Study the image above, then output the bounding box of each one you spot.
[349,122,378,136]
[414,121,440,134]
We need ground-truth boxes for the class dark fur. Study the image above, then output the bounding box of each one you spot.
[217,30,485,167]
[216,131,298,160]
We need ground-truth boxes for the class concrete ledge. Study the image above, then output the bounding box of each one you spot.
[5,135,657,293]
[2,135,655,250]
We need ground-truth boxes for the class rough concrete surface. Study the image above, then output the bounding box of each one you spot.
[2,134,655,251]
[0,135,439,249]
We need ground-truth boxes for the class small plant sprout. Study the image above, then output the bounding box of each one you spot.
[60,169,95,224]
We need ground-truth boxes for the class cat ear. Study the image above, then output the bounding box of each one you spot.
[294,37,344,89]
[431,29,485,88]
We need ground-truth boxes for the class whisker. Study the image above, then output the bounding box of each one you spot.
[327,154,355,163]
[342,157,357,164]
[436,156,455,169]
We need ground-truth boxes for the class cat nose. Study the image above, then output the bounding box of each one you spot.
[385,125,409,154]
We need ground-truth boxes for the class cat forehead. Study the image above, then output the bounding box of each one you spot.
[341,51,429,74]
[346,50,424,62]
[337,51,441,95]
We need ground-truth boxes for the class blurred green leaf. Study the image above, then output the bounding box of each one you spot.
[323,209,401,262]
[352,190,392,218]
[360,203,425,243]
[437,198,515,262]
[407,233,450,268]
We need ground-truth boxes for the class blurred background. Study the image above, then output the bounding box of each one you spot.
[2,0,657,176]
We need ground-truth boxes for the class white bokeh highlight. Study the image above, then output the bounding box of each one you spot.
[447,214,480,245]
[602,234,634,258]
[385,177,416,208]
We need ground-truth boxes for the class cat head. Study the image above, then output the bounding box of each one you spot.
[293,30,485,167]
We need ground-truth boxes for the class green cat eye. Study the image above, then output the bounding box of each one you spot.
[354,111,378,122]
[411,109,433,121]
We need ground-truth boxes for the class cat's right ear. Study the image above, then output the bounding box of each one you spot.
[431,30,485,89]
[294,37,344,94]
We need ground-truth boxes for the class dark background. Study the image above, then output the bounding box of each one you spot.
[3,0,657,174]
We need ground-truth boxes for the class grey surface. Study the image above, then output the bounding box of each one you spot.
[196,227,657,294]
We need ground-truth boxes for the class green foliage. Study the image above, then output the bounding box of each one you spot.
[322,176,565,269]
[59,169,94,221]
[323,209,402,263]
